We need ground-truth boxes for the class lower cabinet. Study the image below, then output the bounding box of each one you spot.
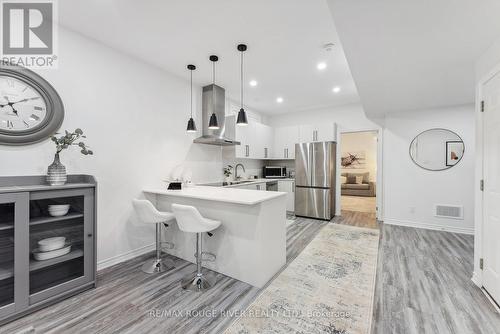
[0,176,96,324]
[235,182,266,191]
[278,180,295,212]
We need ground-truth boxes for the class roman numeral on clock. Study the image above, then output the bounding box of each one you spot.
[7,120,13,129]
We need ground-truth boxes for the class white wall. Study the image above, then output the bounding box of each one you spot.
[340,131,377,181]
[266,103,378,131]
[383,105,475,234]
[0,28,224,267]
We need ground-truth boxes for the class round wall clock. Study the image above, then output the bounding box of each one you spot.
[0,64,64,145]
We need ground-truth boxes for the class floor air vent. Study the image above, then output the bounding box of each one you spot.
[435,205,463,219]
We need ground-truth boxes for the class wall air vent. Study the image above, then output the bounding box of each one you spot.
[435,205,463,219]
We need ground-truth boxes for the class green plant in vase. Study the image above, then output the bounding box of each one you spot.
[223,165,233,181]
[47,128,93,186]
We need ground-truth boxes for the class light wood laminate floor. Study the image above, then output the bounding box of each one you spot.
[372,223,500,334]
[341,195,376,213]
[2,213,499,334]
[0,217,327,334]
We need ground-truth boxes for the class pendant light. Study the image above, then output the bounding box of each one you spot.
[186,64,197,133]
[208,55,219,130]
[236,44,248,126]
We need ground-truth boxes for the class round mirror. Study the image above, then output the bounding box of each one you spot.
[409,129,465,171]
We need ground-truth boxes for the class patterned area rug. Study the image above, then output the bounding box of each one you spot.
[224,223,379,334]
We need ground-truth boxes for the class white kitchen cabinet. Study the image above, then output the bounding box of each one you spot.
[233,182,266,191]
[235,122,258,158]
[236,122,274,159]
[299,123,336,143]
[259,124,274,159]
[273,126,299,160]
[278,180,295,211]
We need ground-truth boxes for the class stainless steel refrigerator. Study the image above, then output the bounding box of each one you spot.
[295,141,336,220]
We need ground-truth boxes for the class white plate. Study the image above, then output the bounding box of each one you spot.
[38,237,66,252]
[33,244,71,261]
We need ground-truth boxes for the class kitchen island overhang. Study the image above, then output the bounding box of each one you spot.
[143,186,287,288]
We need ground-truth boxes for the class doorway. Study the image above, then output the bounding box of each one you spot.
[481,69,500,305]
[338,130,378,228]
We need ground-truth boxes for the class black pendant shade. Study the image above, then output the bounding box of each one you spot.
[208,55,220,130]
[236,44,249,126]
[237,108,248,126]
[186,64,197,133]
[208,112,219,129]
[186,117,196,132]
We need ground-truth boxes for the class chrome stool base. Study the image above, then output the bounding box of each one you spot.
[141,257,175,274]
[181,272,216,291]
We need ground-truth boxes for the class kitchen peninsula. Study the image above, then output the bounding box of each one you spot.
[143,186,287,288]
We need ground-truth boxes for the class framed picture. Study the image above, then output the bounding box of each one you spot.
[446,141,464,166]
[341,151,366,169]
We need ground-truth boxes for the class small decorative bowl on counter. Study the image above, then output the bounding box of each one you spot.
[48,204,70,217]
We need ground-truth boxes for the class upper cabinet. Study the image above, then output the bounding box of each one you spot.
[299,123,336,143]
[234,114,335,160]
[235,122,254,158]
[256,123,274,159]
[235,122,274,159]
[274,126,299,160]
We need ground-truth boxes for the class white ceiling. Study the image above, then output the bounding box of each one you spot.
[58,0,360,115]
[327,0,500,117]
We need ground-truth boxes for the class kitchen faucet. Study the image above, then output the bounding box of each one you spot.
[235,163,246,180]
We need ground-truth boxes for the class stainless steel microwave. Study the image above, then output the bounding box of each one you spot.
[263,166,287,178]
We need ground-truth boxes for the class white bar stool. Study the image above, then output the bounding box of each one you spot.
[132,199,176,274]
[171,204,221,291]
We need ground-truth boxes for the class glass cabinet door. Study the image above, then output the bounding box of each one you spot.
[28,188,94,304]
[0,193,29,317]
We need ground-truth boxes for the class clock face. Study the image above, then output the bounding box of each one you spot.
[0,75,47,132]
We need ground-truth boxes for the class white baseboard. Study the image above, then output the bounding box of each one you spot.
[383,218,474,235]
[471,271,482,287]
[97,243,155,271]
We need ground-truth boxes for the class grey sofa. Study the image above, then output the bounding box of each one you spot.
[341,172,376,197]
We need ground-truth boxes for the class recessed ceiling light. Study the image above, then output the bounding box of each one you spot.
[276,97,283,103]
[332,86,341,93]
[317,62,327,70]
[249,80,258,87]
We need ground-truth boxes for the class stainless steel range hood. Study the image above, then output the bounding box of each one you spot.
[193,84,240,146]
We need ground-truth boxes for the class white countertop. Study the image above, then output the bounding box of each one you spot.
[223,178,294,188]
[144,186,286,205]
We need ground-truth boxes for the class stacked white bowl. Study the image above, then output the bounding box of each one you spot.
[33,237,71,261]
[48,204,70,217]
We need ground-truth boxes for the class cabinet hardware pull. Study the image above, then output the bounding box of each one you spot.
[87,233,93,237]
